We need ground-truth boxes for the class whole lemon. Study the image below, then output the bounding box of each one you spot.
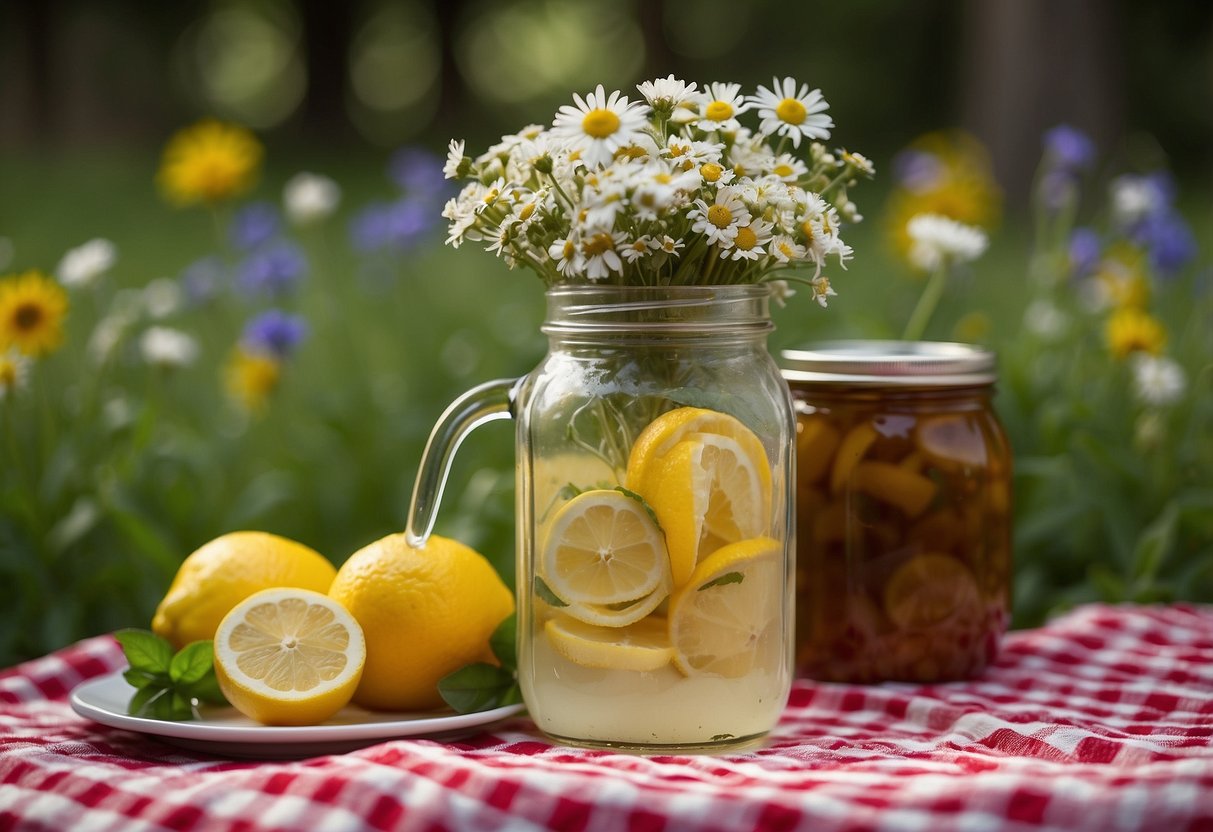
[328,533,514,711]
[151,531,337,649]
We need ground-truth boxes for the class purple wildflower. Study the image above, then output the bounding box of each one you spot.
[892,150,944,194]
[1043,125,1096,173]
[1068,227,1102,278]
[389,148,448,199]
[242,309,308,359]
[1133,211,1198,277]
[229,202,281,251]
[180,256,227,304]
[349,198,434,254]
[1037,169,1079,214]
[236,241,307,297]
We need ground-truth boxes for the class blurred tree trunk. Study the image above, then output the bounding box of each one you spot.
[960,0,1122,206]
[298,0,355,141]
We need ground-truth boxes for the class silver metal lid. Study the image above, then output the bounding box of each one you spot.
[780,340,997,387]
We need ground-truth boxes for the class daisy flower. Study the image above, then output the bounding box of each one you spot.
[157,119,262,206]
[769,153,808,183]
[225,347,281,413]
[770,235,807,264]
[721,218,773,261]
[1105,308,1166,359]
[666,136,723,168]
[579,230,627,280]
[0,270,69,357]
[810,274,837,307]
[688,186,751,247]
[692,82,750,133]
[697,162,734,187]
[749,77,833,147]
[551,85,650,169]
[57,239,117,289]
[906,213,989,271]
[636,76,699,111]
[621,235,659,264]
[443,139,468,179]
[548,234,584,278]
[0,349,30,400]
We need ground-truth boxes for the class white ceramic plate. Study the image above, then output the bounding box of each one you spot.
[71,670,525,758]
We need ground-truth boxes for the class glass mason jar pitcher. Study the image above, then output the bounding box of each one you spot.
[406,285,795,751]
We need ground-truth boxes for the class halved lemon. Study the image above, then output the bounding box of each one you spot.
[213,588,365,726]
[668,536,783,678]
[642,433,771,588]
[545,615,674,671]
[626,406,772,497]
[541,489,669,607]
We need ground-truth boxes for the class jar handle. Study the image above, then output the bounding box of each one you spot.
[405,378,518,548]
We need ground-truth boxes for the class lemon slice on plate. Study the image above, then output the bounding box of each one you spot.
[668,536,783,678]
[545,615,674,671]
[214,588,365,726]
[642,433,771,588]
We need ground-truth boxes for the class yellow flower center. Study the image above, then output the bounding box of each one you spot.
[519,203,536,221]
[773,164,794,177]
[0,359,15,386]
[616,145,647,160]
[670,144,688,157]
[14,303,42,331]
[482,188,499,205]
[734,226,758,251]
[583,233,615,257]
[705,101,733,122]
[779,241,797,258]
[632,241,648,252]
[653,172,672,184]
[801,220,816,242]
[775,97,807,125]
[700,163,723,182]
[562,240,576,259]
[582,108,621,139]
[707,204,733,228]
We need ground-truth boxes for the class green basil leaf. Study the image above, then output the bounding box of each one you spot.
[499,684,523,707]
[698,571,744,591]
[151,690,194,721]
[182,670,229,706]
[128,685,168,717]
[613,486,663,532]
[169,641,214,685]
[438,663,516,714]
[534,576,569,608]
[123,668,166,690]
[489,614,517,672]
[114,629,173,674]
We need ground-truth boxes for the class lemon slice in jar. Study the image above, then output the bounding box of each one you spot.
[213,588,365,726]
[626,406,772,498]
[642,433,771,588]
[882,553,981,630]
[541,489,670,611]
[545,615,674,671]
[668,536,782,678]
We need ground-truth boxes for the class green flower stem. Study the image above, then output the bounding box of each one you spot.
[902,262,950,341]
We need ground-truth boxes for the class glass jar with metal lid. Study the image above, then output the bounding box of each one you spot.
[781,341,1011,683]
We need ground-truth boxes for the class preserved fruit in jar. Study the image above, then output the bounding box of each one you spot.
[782,341,1011,683]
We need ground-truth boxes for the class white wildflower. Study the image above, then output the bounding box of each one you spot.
[720,218,773,261]
[1023,299,1069,341]
[768,280,796,307]
[810,274,837,308]
[636,75,699,110]
[578,230,627,281]
[283,172,341,224]
[548,234,583,278]
[770,235,806,264]
[142,278,182,319]
[906,213,989,271]
[688,186,751,247]
[57,238,116,289]
[0,349,30,400]
[140,326,199,369]
[621,235,659,264]
[691,82,750,133]
[1131,355,1187,407]
[443,139,467,179]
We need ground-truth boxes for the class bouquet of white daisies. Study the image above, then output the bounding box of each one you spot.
[442,76,873,306]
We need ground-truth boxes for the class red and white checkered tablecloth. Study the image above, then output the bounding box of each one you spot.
[2,603,1212,831]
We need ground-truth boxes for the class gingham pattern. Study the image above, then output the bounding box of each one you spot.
[2,604,1213,831]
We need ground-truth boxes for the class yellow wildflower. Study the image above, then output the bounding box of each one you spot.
[225,348,281,412]
[0,270,69,357]
[158,120,263,206]
[0,349,30,399]
[1096,244,1149,309]
[1105,308,1166,359]
[885,131,1002,271]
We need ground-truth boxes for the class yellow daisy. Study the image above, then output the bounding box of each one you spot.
[158,120,263,206]
[0,270,69,357]
[225,347,281,412]
[1105,308,1166,360]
